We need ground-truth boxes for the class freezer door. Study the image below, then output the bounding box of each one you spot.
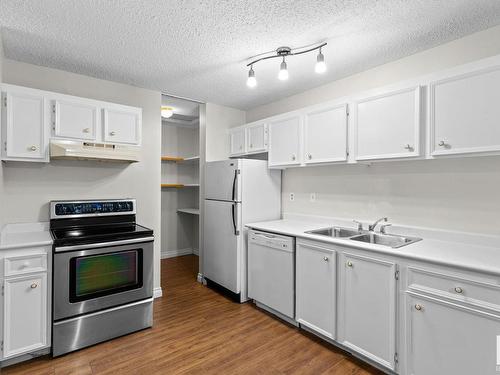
[203,199,241,293]
[205,160,241,201]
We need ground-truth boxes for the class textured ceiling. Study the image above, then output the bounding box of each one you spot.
[2,1,500,110]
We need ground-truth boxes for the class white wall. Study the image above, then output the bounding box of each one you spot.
[1,59,163,290]
[246,25,500,235]
[205,103,245,161]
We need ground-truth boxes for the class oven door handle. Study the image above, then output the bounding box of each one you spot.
[54,236,154,252]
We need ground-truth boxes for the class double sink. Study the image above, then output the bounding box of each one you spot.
[305,226,422,248]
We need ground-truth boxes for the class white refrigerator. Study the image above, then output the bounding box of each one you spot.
[203,159,281,302]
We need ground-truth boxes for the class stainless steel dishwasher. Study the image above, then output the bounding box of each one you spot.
[248,229,295,322]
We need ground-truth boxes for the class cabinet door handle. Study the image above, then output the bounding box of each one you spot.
[454,286,463,294]
[291,154,296,161]
[438,140,447,147]
[323,256,329,262]
[404,144,412,150]
[83,128,90,133]
[250,143,253,148]
[414,304,423,311]
[346,261,353,267]
[29,145,38,151]
[307,154,312,160]
[30,283,38,289]
[109,131,116,136]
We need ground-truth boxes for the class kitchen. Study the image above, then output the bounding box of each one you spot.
[1,1,500,374]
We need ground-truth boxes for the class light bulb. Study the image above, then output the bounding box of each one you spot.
[161,106,174,118]
[278,58,289,81]
[247,66,257,88]
[315,49,326,74]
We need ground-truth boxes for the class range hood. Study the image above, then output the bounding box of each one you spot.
[50,140,140,162]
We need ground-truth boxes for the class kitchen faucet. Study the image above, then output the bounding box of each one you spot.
[368,217,388,232]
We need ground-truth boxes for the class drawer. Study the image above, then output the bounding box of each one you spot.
[4,253,48,277]
[407,266,500,312]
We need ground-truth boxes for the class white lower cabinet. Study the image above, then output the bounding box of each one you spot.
[3,273,47,359]
[296,240,336,339]
[338,252,398,370]
[405,292,500,375]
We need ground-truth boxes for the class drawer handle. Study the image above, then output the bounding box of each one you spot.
[346,261,353,267]
[323,256,329,262]
[29,145,38,151]
[21,262,30,268]
[30,283,38,289]
[109,131,116,136]
[83,127,90,133]
[414,304,423,311]
[454,286,463,294]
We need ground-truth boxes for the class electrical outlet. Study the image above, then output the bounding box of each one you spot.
[289,193,295,201]
[310,193,316,202]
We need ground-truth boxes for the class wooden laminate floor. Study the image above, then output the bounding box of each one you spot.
[4,255,382,375]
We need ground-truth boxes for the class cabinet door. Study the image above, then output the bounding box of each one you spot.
[406,293,500,375]
[3,91,47,161]
[3,273,47,359]
[338,252,397,370]
[103,107,141,144]
[296,241,336,339]
[430,66,500,156]
[54,99,98,140]
[354,86,421,160]
[246,123,267,153]
[268,114,301,167]
[229,128,246,156]
[304,103,348,164]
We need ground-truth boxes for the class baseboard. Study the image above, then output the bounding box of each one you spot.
[161,248,193,259]
[193,248,199,256]
[153,287,163,299]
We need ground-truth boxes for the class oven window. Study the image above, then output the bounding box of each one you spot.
[69,249,143,302]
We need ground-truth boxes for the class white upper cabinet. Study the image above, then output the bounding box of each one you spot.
[246,122,267,154]
[2,89,48,162]
[338,252,398,371]
[229,127,246,156]
[430,65,500,156]
[304,103,348,164]
[354,86,421,161]
[53,99,98,140]
[296,240,336,339]
[268,114,302,168]
[3,273,48,359]
[103,107,141,144]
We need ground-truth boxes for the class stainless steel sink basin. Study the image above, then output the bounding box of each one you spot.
[349,233,422,248]
[306,226,361,238]
[305,226,422,249]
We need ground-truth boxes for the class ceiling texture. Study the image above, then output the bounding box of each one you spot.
[2,0,500,110]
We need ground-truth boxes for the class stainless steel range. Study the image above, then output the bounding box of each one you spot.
[50,199,154,357]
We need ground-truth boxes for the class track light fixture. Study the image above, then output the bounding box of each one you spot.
[246,42,327,87]
[247,65,257,88]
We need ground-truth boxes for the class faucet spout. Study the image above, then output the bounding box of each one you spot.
[369,217,388,232]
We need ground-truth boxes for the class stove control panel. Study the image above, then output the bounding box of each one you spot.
[50,200,135,218]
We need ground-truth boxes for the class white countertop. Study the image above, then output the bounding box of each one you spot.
[0,222,53,250]
[246,214,500,276]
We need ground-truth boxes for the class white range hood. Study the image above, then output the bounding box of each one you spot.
[50,140,140,162]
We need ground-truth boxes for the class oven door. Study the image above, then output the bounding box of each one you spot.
[53,238,154,321]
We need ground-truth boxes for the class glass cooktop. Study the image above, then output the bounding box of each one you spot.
[51,224,153,247]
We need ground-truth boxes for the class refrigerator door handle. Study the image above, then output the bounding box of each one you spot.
[231,169,240,201]
[232,203,240,236]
